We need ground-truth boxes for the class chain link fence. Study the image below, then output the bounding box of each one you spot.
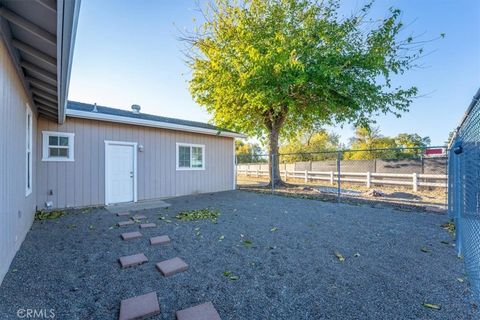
[237,146,448,208]
[448,89,480,300]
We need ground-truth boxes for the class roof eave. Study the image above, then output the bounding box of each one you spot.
[57,0,81,124]
[66,108,247,139]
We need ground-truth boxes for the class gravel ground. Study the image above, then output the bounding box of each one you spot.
[0,190,475,319]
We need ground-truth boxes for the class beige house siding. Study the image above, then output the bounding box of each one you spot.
[36,117,235,209]
[0,39,37,284]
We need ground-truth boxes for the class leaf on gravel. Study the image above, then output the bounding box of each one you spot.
[88,225,95,230]
[421,247,429,253]
[229,275,240,281]
[270,227,278,232]
[457,278,465,283]
[11,268,17,273]
[243,240,253,248]
[67,224,76,229]
[334,251,345,262]
[440,240,449,245]
[353,253,360,257]
[218,235,225,241]
[422,303,441,310]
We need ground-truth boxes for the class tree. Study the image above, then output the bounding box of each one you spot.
[344,126,397,159]
[185,0,435,185]
[344,126,431,159]
[280,129,341,162]
[235,140,265,163]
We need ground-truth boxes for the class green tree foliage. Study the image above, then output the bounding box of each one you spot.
[235,140,266,163]
[185,0,435,184]
[280,129,341,162]
[344,126,430,159]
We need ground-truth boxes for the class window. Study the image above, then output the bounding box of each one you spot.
[42,131,75,161]
[25,105,32,196]
[176,143,205,170]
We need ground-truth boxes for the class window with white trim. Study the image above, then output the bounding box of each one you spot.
[42,131,75,161]
[25,105,32,196]
[176,143,205,170]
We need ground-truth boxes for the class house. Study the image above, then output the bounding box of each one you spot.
[0,0,244,285]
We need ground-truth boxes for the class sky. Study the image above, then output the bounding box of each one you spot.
[68,0,480,146]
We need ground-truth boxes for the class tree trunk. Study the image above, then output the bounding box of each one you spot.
[268,126,282,186]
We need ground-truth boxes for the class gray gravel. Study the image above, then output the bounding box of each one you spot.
[0,190,475,319]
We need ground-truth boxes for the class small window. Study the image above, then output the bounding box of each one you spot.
[42,131,75,161]
[25,105,32,196]
[176,143,205,170]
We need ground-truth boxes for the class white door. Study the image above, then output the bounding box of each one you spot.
[105,142,137,204]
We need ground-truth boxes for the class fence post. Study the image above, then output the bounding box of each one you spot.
[271,153,275,193]
[330,171,334,185]
[412,172,418,192]
[366,171,371,188]
[304,170,308,183]
[337,151,341,198]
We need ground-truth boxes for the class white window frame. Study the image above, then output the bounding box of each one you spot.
[42,131,75,162]
[176,143,205,170]
[25,104,33,196]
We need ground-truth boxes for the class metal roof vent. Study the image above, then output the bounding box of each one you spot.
[131,104,141,114]
[92,103,98,112]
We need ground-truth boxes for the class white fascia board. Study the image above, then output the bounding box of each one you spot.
[66,109,247,139]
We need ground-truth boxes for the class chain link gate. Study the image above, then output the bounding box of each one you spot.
[448,88,480,300]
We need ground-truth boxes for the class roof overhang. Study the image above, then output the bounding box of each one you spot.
[66,108,247,139]
[0,0,80,123]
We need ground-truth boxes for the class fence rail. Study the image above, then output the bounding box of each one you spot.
[237,168,447,191]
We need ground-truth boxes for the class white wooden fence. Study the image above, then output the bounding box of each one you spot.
[236,168,447,191]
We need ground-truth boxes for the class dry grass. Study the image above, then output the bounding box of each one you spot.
[237,175,447,210]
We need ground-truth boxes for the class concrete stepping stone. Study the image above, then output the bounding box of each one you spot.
[121,231,142,241]
[140,223,156,229]
[176,302,220,320]
[119,291,160,320]
[131,214,147,220]
[118,220,135,227]
[119,253,148,268]
[117,212,130,216]
[150,235,171,245]
[156,257,188,277]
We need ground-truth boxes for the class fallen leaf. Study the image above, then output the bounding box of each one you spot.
[270,227,278,232]
[334,251,345,262]
[353,253,360,257]
[440,240,449,245]
[218,235,225,241]
[243,240,253,248]
[11,268,17,273]
[457,278,465,283]
[422,303,441,310]
[421,247,429,253]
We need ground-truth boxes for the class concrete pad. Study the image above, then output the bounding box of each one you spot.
[119,291,160,320]
[150,235,171,245]
[131,214,147,220]
[119,253,148,268]
[176,302,221,320]
[117,212,130,216]
[156,257,188,277]
[121,231,142,241]
[140,223,156,229]
[118,220,135,227]
[107,199,170,214]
